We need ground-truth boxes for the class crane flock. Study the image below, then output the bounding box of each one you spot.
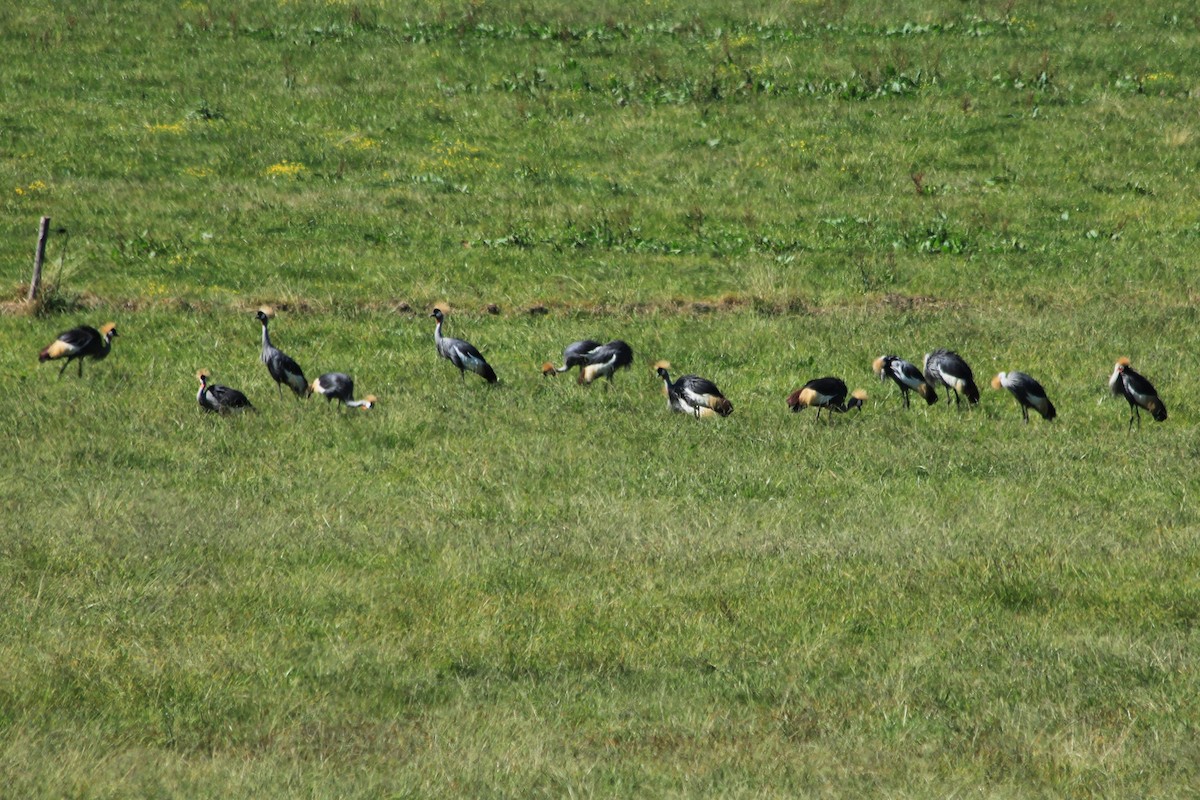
[37,307,1169,429]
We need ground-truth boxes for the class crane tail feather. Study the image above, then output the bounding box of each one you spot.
[40,341,74,361]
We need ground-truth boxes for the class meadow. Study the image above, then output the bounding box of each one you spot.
[2,1,1199,796]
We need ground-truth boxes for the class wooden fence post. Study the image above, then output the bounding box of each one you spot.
[28,216,50,302]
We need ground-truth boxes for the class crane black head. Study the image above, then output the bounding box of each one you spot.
[255,307,275,324]
[430,308,445,322]
[845,389,868,412]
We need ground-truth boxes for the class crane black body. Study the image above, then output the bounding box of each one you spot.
[787,377,866,422]
[256,308,309,399]
[310,372,376,409]
[923,349,980,406]
[992,371,1056,423]
[656,364,732,418]
[39,322,118,378]
[1109,358,1166,430]
[431,308,498,384]
[874,355,937,408]
[197,371,255,414]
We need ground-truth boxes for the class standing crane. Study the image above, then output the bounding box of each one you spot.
[542,340,602,377]
[579,340,634,385]
[655,361,732,418]
[991,371,1056,422]
[255,307,309,399]
[873,355,937,408]
[309,372,376,409]
[923,349,980,406]
[1109,357,1166,429]
[196,370,255,414]
[786,377,866,422]
[38,322,118,378]
[431,308,498,383]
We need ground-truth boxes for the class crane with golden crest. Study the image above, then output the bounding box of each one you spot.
[38,322,118,378]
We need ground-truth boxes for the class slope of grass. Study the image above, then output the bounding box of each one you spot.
[3,305,1199,796]
[2,2,1198,311]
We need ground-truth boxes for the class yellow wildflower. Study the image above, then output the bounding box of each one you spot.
[265,160,306,177]
[145,122,186,134]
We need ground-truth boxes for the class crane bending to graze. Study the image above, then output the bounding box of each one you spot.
[196,370,254,414]
[873,355,937,408]
[1109,357,1166,430]
[578,340,634,385]
[991,371,1056,423]
[542,340,602,377]
[786,377,866,422]
[923,349,980,406]
[256,307,309,399]
[309,372,376,409]
[39,323,118,378]
[655,361,732,418]
[431,308,497,383]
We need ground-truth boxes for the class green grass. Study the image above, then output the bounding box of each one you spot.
[2,1,1200,796]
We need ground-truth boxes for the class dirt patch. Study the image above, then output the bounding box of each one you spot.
[0,289,967,320]
[879,293,956,313]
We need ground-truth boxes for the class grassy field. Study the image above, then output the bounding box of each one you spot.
[2,1,1200,796]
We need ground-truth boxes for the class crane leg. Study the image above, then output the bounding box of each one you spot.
[58,359,71,378]
[902,391,909,409]
[78,359,85,378]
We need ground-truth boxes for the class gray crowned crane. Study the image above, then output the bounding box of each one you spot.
[309,372,376,410]
[578,340,634,385]
[787,377,866,422]
[655,361,732,418]
[923,349,980,406]
[431,308,498,383]
[873,355,937,408]
[196,370,255,414]
[991,371,1056,422]
[256,307,309,399]
[542,340,602,377]
[1109,357,1167,430]
[39,322,118,378]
